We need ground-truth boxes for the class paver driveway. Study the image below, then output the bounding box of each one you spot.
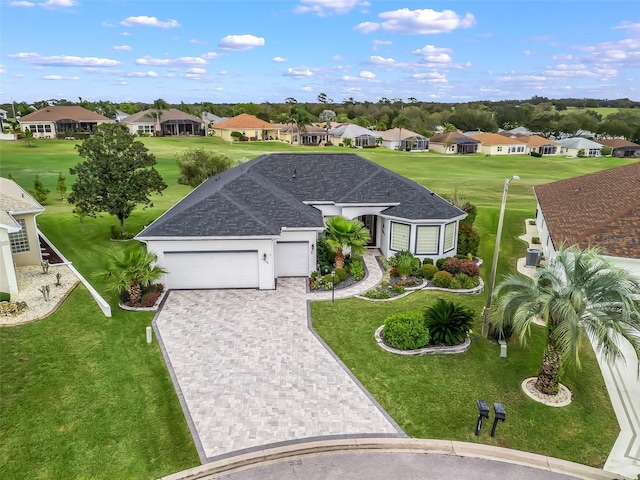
[154,278,401,462]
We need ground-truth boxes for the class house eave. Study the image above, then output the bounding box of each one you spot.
[136,235,279,242]
[380,213,467,223]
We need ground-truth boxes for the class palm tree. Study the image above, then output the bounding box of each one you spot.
[291,105,313,145]
[95,245,167,306]
[392,114,411,150]
[324,216,371,269]
[147,98,169,136]
[319,109,336,144]
[491,246,640,396]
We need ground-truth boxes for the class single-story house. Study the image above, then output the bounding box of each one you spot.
[121,108,204,136]
[211,114,280,142]
[114,110,129,123]
[18,105,113,139]
[599,138,640,158]
[534,161,640,278]
[0,108,7,123]
[0,178,45,295]
[471,133,527,155]
[429,132,481,154]
[519,135,561,156]
[328,124,379,147]
[378,127,429,151]
[557,137,603,157]
[277,123,328,145]
[136,153,466,290]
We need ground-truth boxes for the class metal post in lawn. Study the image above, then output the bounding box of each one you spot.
[331,270,336,303]
[482,175,519,337]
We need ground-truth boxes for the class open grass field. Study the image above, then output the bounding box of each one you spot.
[561,106,633,118]
[0,137,635,477]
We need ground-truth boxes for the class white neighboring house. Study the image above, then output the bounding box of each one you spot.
[136,153,466,291]
[328,124,379,147]
[534,162,640,279]
[557,137,603,157]
[18,105,113,139]
[0,178,45,295]
[378,127,429,151]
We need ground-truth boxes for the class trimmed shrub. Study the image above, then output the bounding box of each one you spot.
[422,257,434,265]
[391,285,405,294]
[424,299,474,345]
[348,257,365,281]
[382,312,430,350]
[322,274,334,290]
[454,273,480,290]
[432,270,453,288]
[436,257,451,270]
[421,264,438,280]
[441,258,479,277]
[530,151,543,158]
[316,238,335,268]
[334,268,347,283]
[457,222,480,257]
[0,292,10,302]
[363,289,390,299]
[600,145,612,156]
[531,236,541,244]
[140,292,161,308]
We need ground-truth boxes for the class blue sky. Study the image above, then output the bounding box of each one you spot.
[1,0,639,104]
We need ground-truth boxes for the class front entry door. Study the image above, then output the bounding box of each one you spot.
[359,215,377,246]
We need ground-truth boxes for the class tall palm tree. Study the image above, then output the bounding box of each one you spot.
[95,245,167,306]
[147,98,169,136]
[491,246,640,396]
[324,216,371,269]
[392,114,411,150]
[291,105,313,145]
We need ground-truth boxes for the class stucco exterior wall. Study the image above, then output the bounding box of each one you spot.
[0,228,18,295]
[11,213,42,267]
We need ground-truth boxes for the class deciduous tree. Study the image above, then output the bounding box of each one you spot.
[176,148,233,187]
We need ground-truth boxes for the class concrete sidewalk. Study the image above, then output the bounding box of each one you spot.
[517,219,640,479]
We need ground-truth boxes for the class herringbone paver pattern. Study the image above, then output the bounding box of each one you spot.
[155,272,398,460]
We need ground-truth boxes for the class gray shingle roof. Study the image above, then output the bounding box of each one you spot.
[138,153,465,238]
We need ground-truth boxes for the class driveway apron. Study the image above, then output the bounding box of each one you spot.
[154,278,401,462]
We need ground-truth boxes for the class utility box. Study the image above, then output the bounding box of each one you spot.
[526,248,542,267]
[499,339,507,358]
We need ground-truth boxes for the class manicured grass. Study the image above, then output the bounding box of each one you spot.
[0,137,632,477]
[311,292,617,467]
[0,287,198,479]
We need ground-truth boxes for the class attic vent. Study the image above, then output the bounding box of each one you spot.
[292,168,296,179]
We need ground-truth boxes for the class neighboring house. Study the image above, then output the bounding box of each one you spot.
[18,105,113,139]
[507,126,534,136]
[211,114,280,142]
[534,162,640,278]
[277,123,327,145]
[557,137,603,157]
[378,127,428,151]
[0,108,7,123]
[136,153,466,290]
[518,135,561,156]
[429,132,481,154]
[472,133,527,155]
[121,108,204,136]
[0,178,45,295]
[114,110,129,123]
[599,138,640,158]
[328,124,378,147]
[203,112,227,124]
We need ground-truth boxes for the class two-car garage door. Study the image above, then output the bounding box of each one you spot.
[164,251,259,289]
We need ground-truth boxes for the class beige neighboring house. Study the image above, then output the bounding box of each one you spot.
[518,135,561,155]
[429,132,481,154]
[121,108,204,136]
[211,114,280,142]
[471,132,527,155]
[378,127,429,151]
[18,105,113,139]
[276,123,327,145]
[0,178,45,295]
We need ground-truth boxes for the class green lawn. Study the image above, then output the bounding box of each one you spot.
[0,137,633,477]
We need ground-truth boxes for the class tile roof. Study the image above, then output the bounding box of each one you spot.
[276,123,326,134]
[378,127,423,141]
[212,113,276,130]
[430,132,480,145]
[329,124,377,138]
[0,178,44,230]
[599,138,640,149]
[471,133,526,146]
[519,135,561,147]
[121,108,202,124]
[534,161,640,259]
[19,105,112,122]
[138,153,465,238]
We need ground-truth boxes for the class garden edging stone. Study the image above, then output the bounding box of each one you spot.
[375,325,471,355]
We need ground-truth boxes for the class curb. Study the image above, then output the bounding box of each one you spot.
[157,437,624,480]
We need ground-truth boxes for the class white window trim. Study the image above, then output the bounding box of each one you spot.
[390,222,410,252]
[415,225,440,255]
[9,218,29,254]
[443,222,456,253]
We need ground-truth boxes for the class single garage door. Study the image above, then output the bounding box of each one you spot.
[276,241,309,277]
[164,251,259,289]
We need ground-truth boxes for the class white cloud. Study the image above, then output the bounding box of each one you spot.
[283,67,313,77]
[120,16,181,29]
[367,55,396,66]
[9,52,121,67]
[332,54,345,61]
[578,38,640,67]
[355,8,476,35]
[412,71,447,83]
[9,1,35,7]
[411,45,452,64]
[202,52,220,59]
[126,70,158,77]
[358,70,375,79]
[120,31,131,36]
[39,0,77,8]
[372,39,392,50]
[215,87,223,91]
[613,21,640,32]
[301,86,313,92]
[189,39,207,45]
[43,74,79,80]
[295,0,369,16]
[135,55,207,67]
[187,67,206,74]
[544,64,617,78]
[0,65,6,74]
[219,70,228,75]
[272,56,287,63]
[340,75,358,81]
[112,45,132,52]
[218,34,265,50]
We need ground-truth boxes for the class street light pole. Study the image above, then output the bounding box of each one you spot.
[482,175,520,338]
[331,270,336,304]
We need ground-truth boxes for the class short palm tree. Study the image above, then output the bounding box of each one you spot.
[95,245,167,306]
[324,216,370,269]
[424,299,475,345]
[491,246,640,396]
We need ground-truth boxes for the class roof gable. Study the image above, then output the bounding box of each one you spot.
[472,133,525,145]
[212,113,275,130]
[534,162,640,259]
[557,137,603,149]
[121,108,202,124]
[430,132,480,145]
[20,105,111,122]
[378,127,423,141]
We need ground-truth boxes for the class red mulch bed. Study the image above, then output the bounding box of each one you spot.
[38,235,64,264]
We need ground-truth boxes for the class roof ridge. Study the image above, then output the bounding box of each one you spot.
[217,188,277,234]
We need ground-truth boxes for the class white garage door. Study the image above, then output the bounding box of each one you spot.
[276,242,309,277]
[164,251,259,289]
